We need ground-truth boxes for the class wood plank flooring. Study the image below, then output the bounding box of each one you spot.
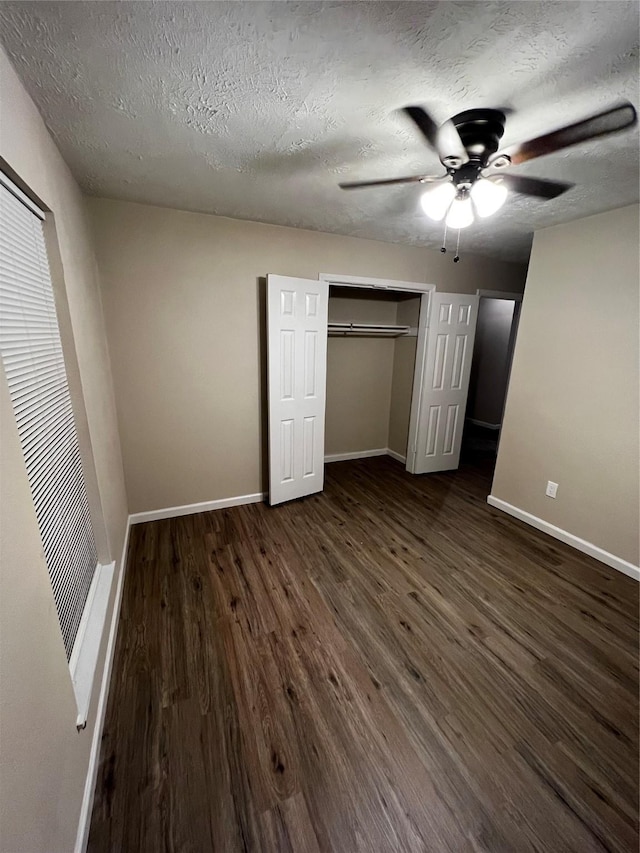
[88,456,639,852]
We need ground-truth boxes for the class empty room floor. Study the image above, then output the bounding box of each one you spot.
[88,456,639,852]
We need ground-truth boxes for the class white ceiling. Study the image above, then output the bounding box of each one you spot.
[1,1,638,262]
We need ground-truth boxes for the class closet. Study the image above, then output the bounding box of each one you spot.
[325,286,420,464]
[266,274,478,506]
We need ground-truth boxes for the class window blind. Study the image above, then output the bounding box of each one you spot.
[0,180,98,660]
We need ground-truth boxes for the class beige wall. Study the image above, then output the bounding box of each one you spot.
[0,48,128,852]
[492,204,639,566]
[326,337,395,454]
[88,196,527,512]
[328,295,397,324]
[326,295,396,455]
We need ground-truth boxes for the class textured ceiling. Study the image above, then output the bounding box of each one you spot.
[1,1,638,262]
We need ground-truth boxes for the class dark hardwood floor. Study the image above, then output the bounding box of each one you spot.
[88,456,639,852]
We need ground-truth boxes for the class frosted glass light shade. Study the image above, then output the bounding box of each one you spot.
[445,196,474,229]
[420,182,456,221]
[471,177,508,217]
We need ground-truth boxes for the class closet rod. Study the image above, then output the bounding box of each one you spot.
[328,322,411,338]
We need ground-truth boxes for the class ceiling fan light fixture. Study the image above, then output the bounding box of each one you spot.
[471,177,508,217]
[445,194,474,229]
[420,181,456,220]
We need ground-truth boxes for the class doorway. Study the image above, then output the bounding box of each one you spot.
[324,285,422,465]
[461,290,522,471]
[266,273,480,506]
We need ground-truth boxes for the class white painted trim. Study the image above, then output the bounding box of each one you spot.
[68,564,101,680]
[405,291,432,474]
[487,496,640,581]
[129,492,266,524]
[324,448,387,463]
[74,518,132,853]
[324,448,407,464]
[476,289,523,302]
[319,272,436,295]
[70,562,116,729]
[0,169,46,219]
[467,418,501,430]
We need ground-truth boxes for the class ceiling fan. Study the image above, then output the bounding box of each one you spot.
[339,102,637,246]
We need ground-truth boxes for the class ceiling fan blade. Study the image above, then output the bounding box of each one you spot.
[403,106,469,167]
[504,102,637,166]
[498,174,573,200]
[339,174,445,190]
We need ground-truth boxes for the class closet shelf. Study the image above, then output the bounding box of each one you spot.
[328,322,412,338]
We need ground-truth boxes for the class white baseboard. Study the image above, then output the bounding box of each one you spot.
[134,453,411,527]
[467,418,501,430]
[386,448,407,464]
[324,448,387,463]
[324,448,407,464]
[487,496,639,582]
[74,518,132,853]
[129,492,266,524]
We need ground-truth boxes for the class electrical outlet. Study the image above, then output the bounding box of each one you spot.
[545,481,558,498]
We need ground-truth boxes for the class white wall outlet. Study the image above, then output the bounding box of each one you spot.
[545,481,559,498]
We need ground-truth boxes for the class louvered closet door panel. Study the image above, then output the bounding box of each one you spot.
[0,184,97,659]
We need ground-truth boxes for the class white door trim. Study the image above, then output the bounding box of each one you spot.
[476,289,523,301]
[321,273,435,473]
[474,289,523,443]
[319,272,435,295]
[406,291,432,473]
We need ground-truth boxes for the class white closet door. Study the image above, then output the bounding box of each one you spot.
[267,274,328,505]
[412,292,478,474]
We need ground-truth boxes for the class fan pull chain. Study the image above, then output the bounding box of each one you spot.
[440,222,448,254]
[439,223,462,262]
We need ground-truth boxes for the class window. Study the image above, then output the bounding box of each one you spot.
[0,175,98,661]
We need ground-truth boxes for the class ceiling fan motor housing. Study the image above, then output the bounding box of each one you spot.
[449,109,506,167]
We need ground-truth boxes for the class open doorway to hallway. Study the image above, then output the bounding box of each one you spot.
[461,291,522,472]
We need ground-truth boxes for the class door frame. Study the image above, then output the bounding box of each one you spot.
[472,289,524,450]
[476,290,523,301]
[319,272,435,295]
[319,273,435,473]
